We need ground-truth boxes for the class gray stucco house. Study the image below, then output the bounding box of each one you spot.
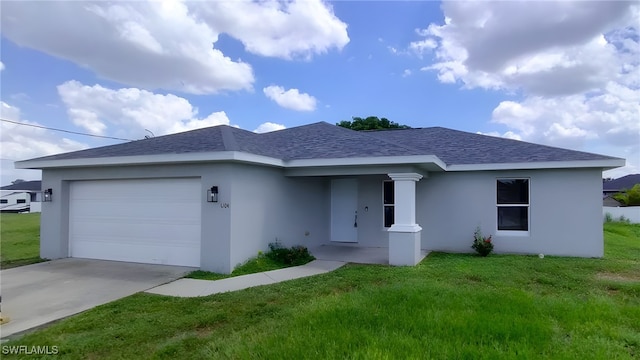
[16,122,624,273]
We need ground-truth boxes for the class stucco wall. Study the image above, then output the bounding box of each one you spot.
[228,164,329,270]
[417,168,604,257]
[39,163,606,274]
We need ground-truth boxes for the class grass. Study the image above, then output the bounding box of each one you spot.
[3,222,639,359]
[187,252,298,281]
[0,213,45,269]
[189,244,315,280]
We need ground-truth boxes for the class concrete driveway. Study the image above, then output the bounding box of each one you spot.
[0,258,194,339]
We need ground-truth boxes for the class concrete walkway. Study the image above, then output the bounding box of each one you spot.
[146,260,346,297]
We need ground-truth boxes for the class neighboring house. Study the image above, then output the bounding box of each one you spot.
[0,190,31,213]
[16,122,624,273]
[603,196,623,207]
[603,174,640,198]
[0,180,43,213]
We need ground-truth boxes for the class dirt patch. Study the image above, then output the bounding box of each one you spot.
[596,272,640,283]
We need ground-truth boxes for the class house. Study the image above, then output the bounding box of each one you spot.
[603,174,640,197]
[15,122,624,273]
[0,180,43,213]
[0,190,31,213]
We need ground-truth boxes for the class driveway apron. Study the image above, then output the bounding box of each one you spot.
[0,258,193,339]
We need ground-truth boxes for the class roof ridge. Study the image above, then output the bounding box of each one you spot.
[220,126,239,151]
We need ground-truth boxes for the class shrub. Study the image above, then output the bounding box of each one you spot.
[613,184,640,206]
[604,212,613,223]
[266,242,315,266]
[471,226,494,257]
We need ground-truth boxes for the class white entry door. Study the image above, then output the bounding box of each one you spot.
[69,178,201,267]
[330,179,358,243]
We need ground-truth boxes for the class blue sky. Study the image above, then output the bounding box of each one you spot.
[1,1,638,185]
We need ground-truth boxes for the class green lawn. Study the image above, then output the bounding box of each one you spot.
[0,213,44,269]
[187,254,296,281]
[3,223,639,359]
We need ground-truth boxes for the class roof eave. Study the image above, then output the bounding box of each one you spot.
[15,151,286,169]
[446,158,626,172]
[285,155,447,171]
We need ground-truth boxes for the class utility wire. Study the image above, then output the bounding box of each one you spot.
[1,118,135,142]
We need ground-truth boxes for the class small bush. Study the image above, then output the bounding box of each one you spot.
[471,226,494,257]
[618,215,631,224]
[604,212,613,223]
[266,242,315,266]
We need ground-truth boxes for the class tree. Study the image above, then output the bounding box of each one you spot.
[613,184,640,206]
[337,116,410,131]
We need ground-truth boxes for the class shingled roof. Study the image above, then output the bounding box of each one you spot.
[603,174,640,192]
[21,122,620,166]
[0,180,42,191]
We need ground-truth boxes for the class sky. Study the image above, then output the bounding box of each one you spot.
[1,0,638,186]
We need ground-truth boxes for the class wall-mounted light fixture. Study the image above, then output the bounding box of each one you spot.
[207,186,219,202]
[43,188,53,202]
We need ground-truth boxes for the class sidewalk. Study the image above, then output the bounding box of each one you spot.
[145,260,346,297]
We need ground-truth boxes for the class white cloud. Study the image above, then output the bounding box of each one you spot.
[491,83,640,150]
[402,69,412,78]
[419,1,639,176]
[254,122,286,134]
[421,1,637,96]
[476,131,521,141]
[263,85,317,111]
[1,0,349,94]
[0,61,4,71]
[408,28,437,58]
[57,80,231,139]
[195,0,348,60]
[0,102,88,185]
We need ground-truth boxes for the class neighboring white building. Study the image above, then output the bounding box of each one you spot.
[0,180,43,213]
[16,122,624,273]
[0,190,31,213]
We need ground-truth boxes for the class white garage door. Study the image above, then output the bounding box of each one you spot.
[69,178,201,267]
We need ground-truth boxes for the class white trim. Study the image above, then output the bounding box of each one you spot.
[16,150,623,174]
[495,230,530,237]
[383,180,394,228]
[448,159,624,172]
[388,172,423,182]
[16,151,285,169]
[496,178,530,233]
[286,155,446,170]
[388,224,422,233]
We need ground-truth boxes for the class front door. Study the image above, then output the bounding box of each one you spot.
[330,179,358,243]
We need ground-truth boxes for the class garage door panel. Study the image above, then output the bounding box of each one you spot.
[70,205,199,220]
[72,241,200,267]
[69,178,202,267]
[71,221,200,243]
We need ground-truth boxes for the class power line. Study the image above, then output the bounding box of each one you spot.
[1,118,135,142]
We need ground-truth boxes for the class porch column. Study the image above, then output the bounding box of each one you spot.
[388,172,423,266]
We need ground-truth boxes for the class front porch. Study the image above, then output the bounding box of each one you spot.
[310,244,429,265]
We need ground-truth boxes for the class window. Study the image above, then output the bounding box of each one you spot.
[0,199,7,204]
[497,179,529,231]
[17,199,27,204]
[383,181,394,228]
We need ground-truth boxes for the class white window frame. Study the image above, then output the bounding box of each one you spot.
[496,178,530,235]
[383,180,394,228]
